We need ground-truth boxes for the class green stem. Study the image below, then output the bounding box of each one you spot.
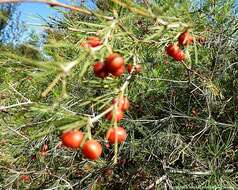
[113,105,118,164]
[87,118,93,140]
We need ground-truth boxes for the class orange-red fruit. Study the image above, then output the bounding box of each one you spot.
[87,36,102,47]
[93,61,108,79]
[173,50,185,61]
[81,42,89,48]
[61,130,84,149]
[105,108,124,121]
[21,175,30,182]
[105,143,110,149]
[82,140,102,160]
[40,144,49,152]
[134,64,142,73]
[31,155,36,161]
[106,126,127,144]
[178,31,193,46]
[40,144,49,156]
[112,96,130,111]
[127,64,142,74]
[166,43,180,57]
[127,64,133,73]
[166,43,185,62]
[111,65,125,77]
[106,53,124,72]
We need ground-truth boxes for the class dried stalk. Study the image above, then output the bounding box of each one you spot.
[0,0,91,15]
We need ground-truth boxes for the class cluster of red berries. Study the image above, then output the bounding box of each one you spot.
[93,53,126,78]
[166,31,193,61]
[80,36,142,79]
[60,36,143,160]
[93,53,143,79]
[61,125,127,160]
[105,96,130,121]
[61,130,102,160]
[60,96,130,160]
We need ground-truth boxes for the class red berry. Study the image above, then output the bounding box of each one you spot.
[56,142,63,149]
[27,76,33,80]
[21,175,30,182]
[103,168,114,176]
[166,43,185,61]
[93,61,108,79]
[80,42,89,48]
[134,64,142,73]
[127,64,142,74]
[127,64,133,73]
[178,31,193,46]
[173,50,185,61]
[82,140,102,160]
[166,43,180,57]
[105,108,124,121]
[105,143,110,149]
[39,144,49,156]
[61,130,84,149]
[40,144,48,152]
[106,126,127,144]
[112,96,130,111]
[31,155,36,161]
[111,65,125,77]
[87,36,102,47]
[106,53,125,72]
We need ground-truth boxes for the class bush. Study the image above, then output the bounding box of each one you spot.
[0,0,237,189]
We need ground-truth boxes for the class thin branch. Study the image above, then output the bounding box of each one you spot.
[168,168,234,175]
[118,21,137,41]
[180,61,207,80]
[90,106,113,123]
[0,0,114,20]
[137,76,188,83]
[9,83,30,102]
[0,0,91,15]
[0,101,33,111]
[223,61,238,72]
[6,126,30,141]
[41,73,63,97]
[142,0,149,7]
[146,175,167,190]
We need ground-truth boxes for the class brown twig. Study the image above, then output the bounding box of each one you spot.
[180,61,207,80]
[142,0,149,7]
[168,168,234,175]
[118,21,137,41]
[0,0,91,14]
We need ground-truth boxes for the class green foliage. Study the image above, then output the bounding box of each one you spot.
[0,0,237,189]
